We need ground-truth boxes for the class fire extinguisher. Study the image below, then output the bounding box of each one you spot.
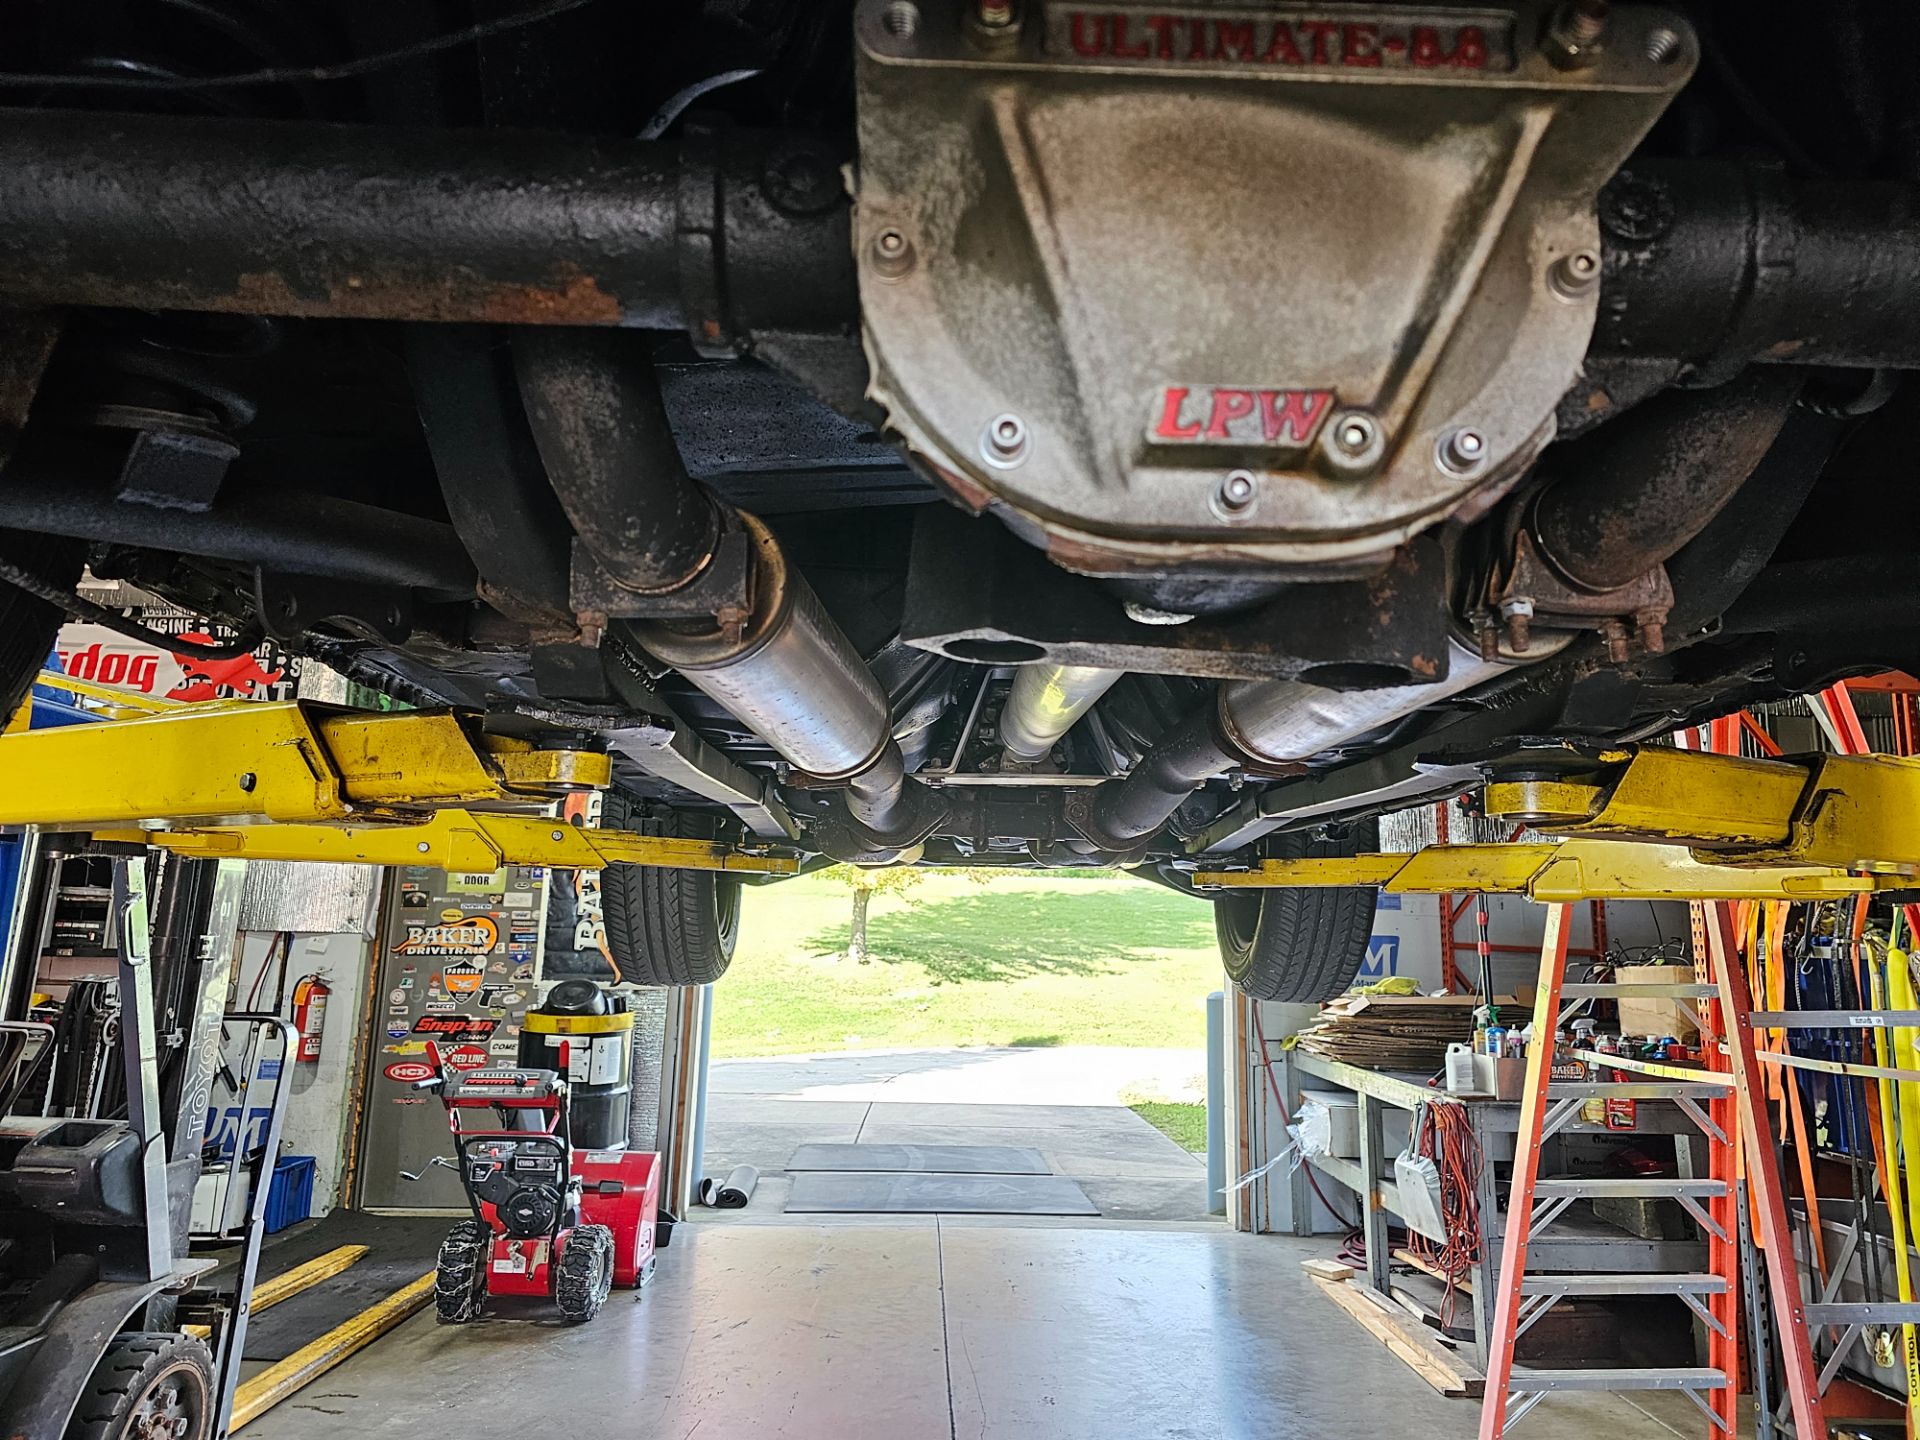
[291,975,330,1063]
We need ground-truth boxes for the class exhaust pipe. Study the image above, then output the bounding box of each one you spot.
[999,665,1124,764]
[1087,637,1552,848]
[517,336,935,849]
[632,513,936,845]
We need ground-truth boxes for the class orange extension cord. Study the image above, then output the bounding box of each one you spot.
[1408,1100,1485,1328]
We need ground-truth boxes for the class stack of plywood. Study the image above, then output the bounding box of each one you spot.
[1293,993,1480,1072]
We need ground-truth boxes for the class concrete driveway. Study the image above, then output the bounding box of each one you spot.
[698,1046,1212,1224]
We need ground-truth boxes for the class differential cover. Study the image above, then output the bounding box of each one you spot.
[853,0,1695,576]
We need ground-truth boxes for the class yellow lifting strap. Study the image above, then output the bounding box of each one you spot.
[0,700,609,827]
[1191,839,1905,902]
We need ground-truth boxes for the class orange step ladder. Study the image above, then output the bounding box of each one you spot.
[1476,901,1829,1438]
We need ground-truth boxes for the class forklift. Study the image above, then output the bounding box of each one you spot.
[0,848,290,1440]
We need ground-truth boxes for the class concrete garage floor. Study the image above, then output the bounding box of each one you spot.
[244,1223,1710,1439]
[700,1047,1211,1222]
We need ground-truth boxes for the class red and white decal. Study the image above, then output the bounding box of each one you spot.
[1148,385,1334,448]
[383,1060,435,1084]
[443,1045,492,1072]
[1049,7,1513,72]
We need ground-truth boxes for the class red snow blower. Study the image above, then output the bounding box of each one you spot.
[419,985,658,1324]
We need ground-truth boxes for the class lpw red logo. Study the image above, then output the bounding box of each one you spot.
[1149,385,1334,448]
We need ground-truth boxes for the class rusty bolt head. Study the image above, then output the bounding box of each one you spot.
[1473,613,1501,663]
[870,227,916,280]
[1634,607,1667,655]
[1498,596,1535,654]
[1543,0,1609,67]
[1598,617,1631,664]
[1212,468,1258,521]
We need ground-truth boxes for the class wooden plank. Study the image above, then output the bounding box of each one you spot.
[1394,1246,1476,1295]
[232,1272,434,1430]
[1301,1258,1356,1283]
[186,1243,372,1340]
[1311,1277,1484,1398]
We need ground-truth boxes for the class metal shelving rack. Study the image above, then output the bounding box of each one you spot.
[1276,1046,1711,1373]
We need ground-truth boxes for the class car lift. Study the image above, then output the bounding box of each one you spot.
[1193,741,1920,1439]
[4,698,1919,1436]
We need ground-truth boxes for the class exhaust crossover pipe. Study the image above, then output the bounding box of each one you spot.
[1000,664,1124,765]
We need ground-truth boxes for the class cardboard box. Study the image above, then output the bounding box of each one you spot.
[1473,1053,1527,1102]
[1615,964,1701,1041]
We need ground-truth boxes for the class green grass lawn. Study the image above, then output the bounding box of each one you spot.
[1128,1101,1208,1153]
[710,871,1220,1059]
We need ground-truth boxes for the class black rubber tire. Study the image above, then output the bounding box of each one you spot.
[554,1223,615,1323]
[435,1219,491,1324]
[65,1331,213,1440]
[1213,820,1381,1003]
[0,529,85,730]
[600,794,741,986]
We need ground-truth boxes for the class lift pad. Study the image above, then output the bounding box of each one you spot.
[1481,745,1920,873]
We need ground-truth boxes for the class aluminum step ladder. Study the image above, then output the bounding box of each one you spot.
[1478,901,1829,1438]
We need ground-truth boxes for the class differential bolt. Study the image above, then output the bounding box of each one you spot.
[977,0,1015,27]
[981,412,1030,469]
[1549,249,1602,300]
[1334,416,1374,455]
[1543,0,1609,67]
[871,227,916,280]
[1438,427,1488,475]
[1213,468,1258,521]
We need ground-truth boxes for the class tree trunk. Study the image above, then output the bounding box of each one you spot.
[848,888,871,963]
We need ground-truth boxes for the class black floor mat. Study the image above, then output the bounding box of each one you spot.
[206,1211,450,1362]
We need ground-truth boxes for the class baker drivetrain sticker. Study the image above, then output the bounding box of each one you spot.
[393,916,499,958]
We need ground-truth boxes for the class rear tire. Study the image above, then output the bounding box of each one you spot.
[554,1223,614,1323]
[600,795,741,986]
[1213,821,1380,1003]
[65,1331,213,1440]
[435,1219,491,1323]
[0,530,84,730]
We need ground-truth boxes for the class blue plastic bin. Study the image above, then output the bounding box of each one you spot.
[264,1156,317,1233]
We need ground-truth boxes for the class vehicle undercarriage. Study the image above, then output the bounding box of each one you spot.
[0,0,1915,998]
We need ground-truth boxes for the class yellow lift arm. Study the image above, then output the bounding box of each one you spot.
[1481,744,1920,873]
[0,700,608,827]
[1190,839,1902,901]
[0,695,800,875]
[104,809,800,877]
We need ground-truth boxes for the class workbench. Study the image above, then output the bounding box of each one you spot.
[1275,1047,1709,1371]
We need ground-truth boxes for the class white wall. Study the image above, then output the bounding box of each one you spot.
[222,928,374,1216]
